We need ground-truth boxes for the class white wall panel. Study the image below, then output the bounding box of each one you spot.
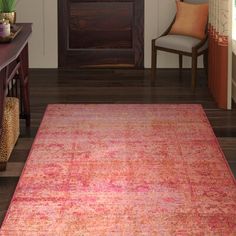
[16,0,58,68]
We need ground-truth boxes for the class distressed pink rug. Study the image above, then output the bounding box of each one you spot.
[1,104,236,235]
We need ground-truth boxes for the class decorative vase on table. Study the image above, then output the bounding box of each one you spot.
[0,0,16,24]
[0,11,16,24]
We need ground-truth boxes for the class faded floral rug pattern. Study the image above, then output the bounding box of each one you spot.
[0,105,236,235]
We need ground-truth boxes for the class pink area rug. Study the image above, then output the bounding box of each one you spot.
[0,104,236,235]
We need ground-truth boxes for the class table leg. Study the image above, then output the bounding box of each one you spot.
[18,44,30,127]
[0,69,6,170]
[0,68,6,137]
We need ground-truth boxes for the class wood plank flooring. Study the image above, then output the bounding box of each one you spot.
[0,68,236,226]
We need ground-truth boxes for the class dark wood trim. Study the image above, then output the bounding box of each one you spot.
[58,0,68,68]
[133,0,144,67]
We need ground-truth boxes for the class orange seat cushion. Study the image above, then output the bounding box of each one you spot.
[169,1,208,40]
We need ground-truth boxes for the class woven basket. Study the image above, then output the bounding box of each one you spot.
[0,97,20,171]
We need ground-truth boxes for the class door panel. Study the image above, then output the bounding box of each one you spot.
[58,0,144,68]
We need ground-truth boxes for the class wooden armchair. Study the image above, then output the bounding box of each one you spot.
[151,0,209,88]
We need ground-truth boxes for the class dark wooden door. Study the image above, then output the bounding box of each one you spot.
[58,0,144,68]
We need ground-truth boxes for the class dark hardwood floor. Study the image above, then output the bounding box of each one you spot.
[0,68,236,226]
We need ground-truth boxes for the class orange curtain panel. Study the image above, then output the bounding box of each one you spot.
[208,0,229,109]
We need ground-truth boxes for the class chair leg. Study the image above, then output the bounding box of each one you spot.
[179,54,183,80]
[191,52,198,89]
[203,51,208,76]
[151,40,157,81]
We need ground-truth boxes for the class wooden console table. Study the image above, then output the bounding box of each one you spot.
[0,23,32,138]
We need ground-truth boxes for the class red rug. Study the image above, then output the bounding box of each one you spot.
[1,105,236,235]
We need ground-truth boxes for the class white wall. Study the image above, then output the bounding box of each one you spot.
[16,0,199,68]
[16,0,58,68]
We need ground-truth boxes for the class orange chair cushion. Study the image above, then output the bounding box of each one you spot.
[169,1,208,40]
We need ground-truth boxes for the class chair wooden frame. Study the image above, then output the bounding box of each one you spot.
[151,0,208,88]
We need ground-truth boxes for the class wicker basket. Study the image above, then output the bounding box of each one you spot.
[0,97,20,171]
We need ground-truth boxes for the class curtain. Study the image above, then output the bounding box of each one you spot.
[208,0,230,109]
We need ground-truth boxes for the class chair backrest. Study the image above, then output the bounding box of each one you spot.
[183,0,208,3]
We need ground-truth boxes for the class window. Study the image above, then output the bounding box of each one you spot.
[233,0,236,39]
[233,0,236,53]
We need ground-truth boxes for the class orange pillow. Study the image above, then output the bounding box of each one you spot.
[169,1,208,40]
